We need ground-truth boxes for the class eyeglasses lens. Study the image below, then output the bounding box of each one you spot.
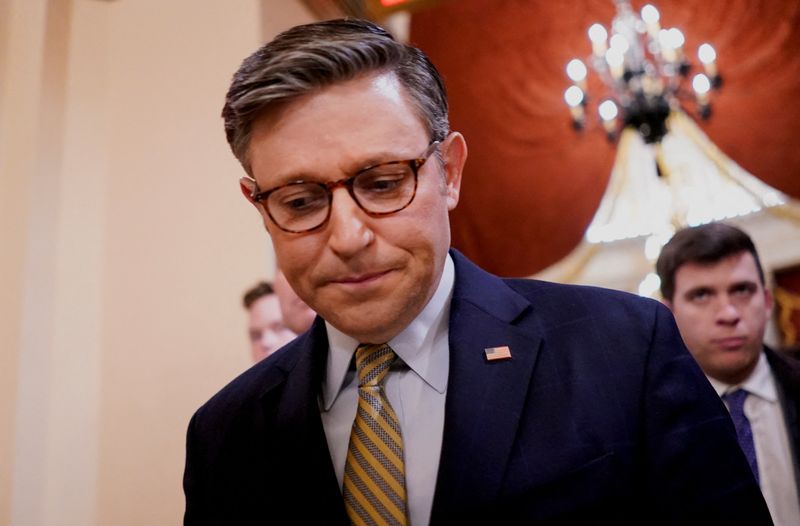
[266,164,417,232]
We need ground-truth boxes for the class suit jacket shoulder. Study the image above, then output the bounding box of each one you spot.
[504,274,664,330]
[765,345,800,441]
[766,345,800,397]
[431,251,772,524]
[183,321,348,525]
[185,249,772,525]
[766,346,800,485]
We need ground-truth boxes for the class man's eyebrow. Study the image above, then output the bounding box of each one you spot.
[349,150,419,173]
[683,285,714,298]
[262,147,425,188]
[261,169,323,189]
[728,280,758,292]
[285,155,408,182]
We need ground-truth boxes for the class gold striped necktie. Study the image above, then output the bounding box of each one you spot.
[343,343,408,526]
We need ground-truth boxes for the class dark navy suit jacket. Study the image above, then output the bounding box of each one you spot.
[184,250,771,525]
[766,346,800,500]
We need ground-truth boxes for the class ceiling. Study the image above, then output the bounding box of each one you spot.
[410,0,800,276]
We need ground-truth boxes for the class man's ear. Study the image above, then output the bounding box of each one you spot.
[239,177,258,205]
[240,177,273,232]
[662,298,674,311]
[440,132,467,211]
[763,286,774,314]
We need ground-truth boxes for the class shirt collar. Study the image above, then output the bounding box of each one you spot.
[707,350,778,403]
[321,254,455,410]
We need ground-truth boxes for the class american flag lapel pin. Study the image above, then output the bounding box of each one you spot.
[484,345,512,362]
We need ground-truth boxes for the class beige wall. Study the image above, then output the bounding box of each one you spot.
[1,0,313,524]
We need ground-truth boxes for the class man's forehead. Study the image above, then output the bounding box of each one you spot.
[247,72,429,184]
[250,72,410,138]
[675,252,760,289]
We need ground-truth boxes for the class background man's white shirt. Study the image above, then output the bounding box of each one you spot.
[709,351,800,526]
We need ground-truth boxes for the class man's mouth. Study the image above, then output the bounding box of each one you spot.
[332,269,392,285]
[713,336,747,350]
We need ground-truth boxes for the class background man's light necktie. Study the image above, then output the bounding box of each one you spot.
[723,389,760,484]
[343,343,408,526]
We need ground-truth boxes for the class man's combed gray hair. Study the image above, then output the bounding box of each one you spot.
[222,18,449,174]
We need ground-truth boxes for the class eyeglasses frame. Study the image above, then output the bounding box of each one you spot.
[248,141,441,233]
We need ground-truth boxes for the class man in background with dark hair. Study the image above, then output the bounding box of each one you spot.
[184,19,771,525]
[242,281,296,362]
[657,222,800,525]
[273,269,316,334]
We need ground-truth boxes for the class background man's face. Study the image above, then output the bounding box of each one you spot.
[248,294,295,363]
[246,72,464,344]
[273,269,316,334]
[666,251,772,384]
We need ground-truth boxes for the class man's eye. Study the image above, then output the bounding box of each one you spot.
[689,290,711,302]
[731,283,757,297]
[285,196,314,210]
[357,169,408,193]
[274,187,326,212]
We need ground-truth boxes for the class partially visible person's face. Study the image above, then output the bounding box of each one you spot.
[273,269,316,334]
[243,72,466,344]
[247,294,296,363]
[666,251,772,384]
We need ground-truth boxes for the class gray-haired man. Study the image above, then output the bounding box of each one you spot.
[184,19,770,525]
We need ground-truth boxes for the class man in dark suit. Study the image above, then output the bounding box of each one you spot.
[657,222,800,525]
[183,19,770,525]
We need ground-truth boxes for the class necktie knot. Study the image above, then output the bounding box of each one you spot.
[355,343,396,387]
[723,388,749,411]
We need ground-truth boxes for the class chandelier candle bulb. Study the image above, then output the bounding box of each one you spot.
[668,28,685,61]
[692,73,712,118]
[588,23,608,57]
[564,85,585,107]
[641,4,661,36]
[598,99,618,121]
[564,86,585,127]
[609,33,630,54]
[566,59,588,90]
[658,29,677,62]
[598,99,619,136]
[692,73,711,103]
[605,48,625,80]
[698,43,718,77]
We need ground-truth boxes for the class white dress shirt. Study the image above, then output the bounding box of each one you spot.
[708,351,800,526]
[320,254,454,526]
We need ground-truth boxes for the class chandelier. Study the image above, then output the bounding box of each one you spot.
[563,0,722,143]
[546,0,800,299]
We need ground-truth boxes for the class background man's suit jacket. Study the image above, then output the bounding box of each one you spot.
[184,250,770,525]
[766,345,800,498]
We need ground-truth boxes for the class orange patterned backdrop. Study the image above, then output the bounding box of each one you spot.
[410,0,800,277]
[775,266,800,348]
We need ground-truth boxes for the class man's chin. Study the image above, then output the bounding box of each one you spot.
[709,355,759,384]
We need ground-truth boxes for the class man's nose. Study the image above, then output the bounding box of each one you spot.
[326,187,374,257]
[716,298,741,326]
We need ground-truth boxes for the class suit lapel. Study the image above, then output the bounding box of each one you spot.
[765,346,800,493]
[260,320,348,522]
[431,251,544,521]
